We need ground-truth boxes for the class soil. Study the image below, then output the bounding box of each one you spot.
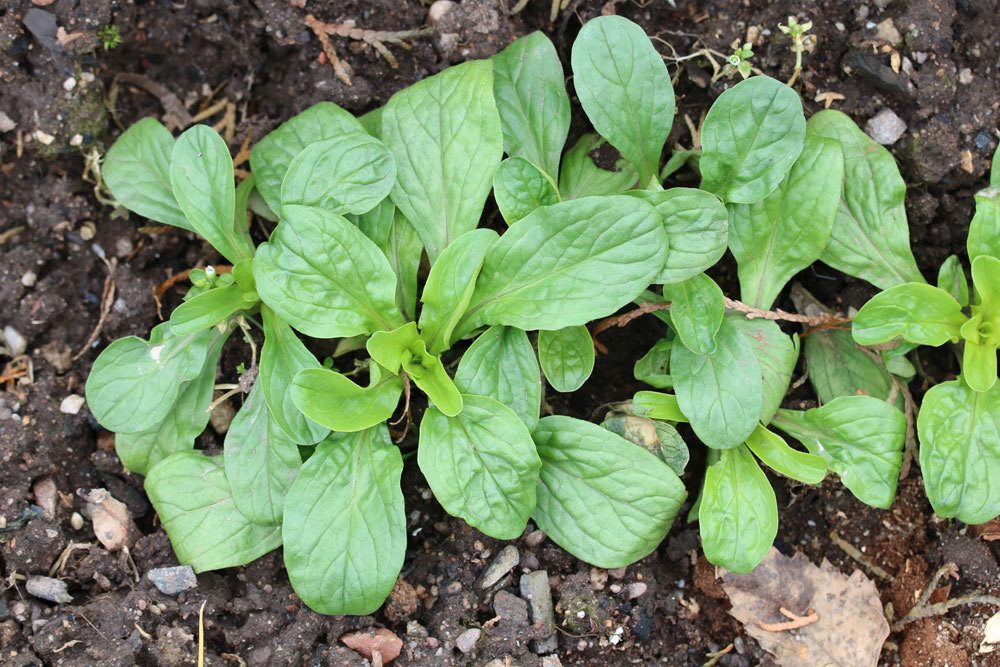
[1,0,999,665]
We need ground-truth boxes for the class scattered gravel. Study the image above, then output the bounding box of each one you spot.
[147,566,198,596]
[480,545,519,588]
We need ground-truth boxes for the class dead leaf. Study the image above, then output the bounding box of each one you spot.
[341,628,402,664]
[80,488,132,551]
[722,548,889,667]
[982,612,1000,653]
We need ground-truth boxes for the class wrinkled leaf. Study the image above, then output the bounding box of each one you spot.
[634,338,672,389]
[968,186,1000,263]
[728,316,799,423]
[558,133,638,200]
[804,328,896,405]
[937,255,970,308]
[852,283,966,347]
[493,157,560,224]
[455,325,541,430]
[663,273,725,354]
[538,325,595,392]
[355,200,423,321]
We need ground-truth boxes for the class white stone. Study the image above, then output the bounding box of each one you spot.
[3,326,26,356]
[63,77,77,91]
[865,108,907,145]
[0,111,16,133]
[428,0,456,25]
[20,271,37,287]
[34,129,55,145]
[60,394,86,415]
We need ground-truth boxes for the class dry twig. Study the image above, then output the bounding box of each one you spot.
[305,14,433,85]
[892,562,1000,631]
[73,256,117,361]
[829,529,894,583]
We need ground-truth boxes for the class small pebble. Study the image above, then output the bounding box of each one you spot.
[33,129,55,145]
[542,657,563,667]
[69,134,83,147]
[20,271,37,287]
[627,582,648,599]
[60,394,86,415]
[866,108,907,145]
[70,512,85,530]
[79,221,96,240]
[209,400,236,434]
[608,567,627,579]
[147,566,198,595]
[63,77,76,91]
[3,326,27,356]
[427,0,456,25]
[0,111,16,133]
[455,628,481,654]
[959,68,973,85]
[520,570,557,653]
[26,576,72,604]
[479,545,519,588]
[524,529,546,547]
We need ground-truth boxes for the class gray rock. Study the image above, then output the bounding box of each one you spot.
[866,109,907,145]
[455,628,481,654]
[519,570,557,653]
[493,590,529,623]
[26,576,72,604]
[3,326,26,357]
[844,50,915,104]
[147,566,198,595]
[480,545,519,588]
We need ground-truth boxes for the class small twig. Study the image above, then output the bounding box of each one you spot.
[892,562,1000,631]
[0,225,26,246]
[702,643,733,667]
[757,607,819,632]
[390,373,413,443]
[197,600,207,667]
[74,256,117,361]
[115,73,194,130]
[855,345,919,477]
[829,530,894,583]
[305,14,433,83]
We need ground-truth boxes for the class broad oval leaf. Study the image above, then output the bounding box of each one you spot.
[463,195,667,332]
[808,110,924,288]
[634,338,672,389]
[532,416,686,568]
[728,134,844,308]
[558,133,638,200]
[699,445,778,573]
[852,283,966,347]
[250,102,366,215]
[918,380,1000,524]
[672,318,763,449]
[291,366,402,433]
[745,425,826,485]
[455,326,541,430]
[937,255,970,308]
[700,76,806,204]
[804,328,895,405]
[282,427,406,615]
[538,325,596,393]
[494,157,560,225]
[492,31,571,180]
[663,273,725,354]
[631,188,729,284]
[170,125,252,263]
[382,59,503,262]
[571,16,674,186]
[728,316,799,423]
[145,452,282,572]
[418,394,540,539]
[355,200,423,321]
[103,117,189,230]
[968,187,1000,263]
[253,205,403,338]
[168,284,251,335]
[280,134,396,215]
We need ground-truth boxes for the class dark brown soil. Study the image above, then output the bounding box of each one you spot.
[1,1,999,665]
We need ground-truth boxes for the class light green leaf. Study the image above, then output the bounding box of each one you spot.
[630,188,728,285]
[672,318,763,449]
[419,394,540,539]
[382,59,503,261]
[962,338,998,393]
[455,326,541,430]
[170,125,253,263]
[168,284,250,335]
[745,425,826,485]
[699,445,777,573]
[282,427,406,615]
[804,328,896,404]
[365,324,463,416]
[771,395,905,508]
[808,110,924,288]
[462,195,667,333]
[728,134,844,308]
[533,416,686,568]
[538,325,595,393]
[632,390,687,422]
[852,283,966,347]
[224,382,301,525]
[968,186,1000,263]
[558,133,638,200]
[493,157,560,225]
[700,76,806,204]
[103,117,189,230]
[291,365,402,432]
[972,254,1000,311]
[355,200,423,321]
[259,306,329,444]
[662,273,724,354]
[280,134,395,215]
[145,452,282,572]
[253,205,403,338]
[993,144,999,187]
[918,380,1000,524]
[728,316,799,423]
[571,16,674,186]
[634,338,672,389]
[250,102,366,215]
[492,31,570,180]
[937,255,970,308]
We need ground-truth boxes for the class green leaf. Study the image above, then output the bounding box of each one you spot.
[804,328,896,404]
[253,205,403,338]
[771,396,905,508]
[853,283,966,347]
[493,157,560,225]
[355,200,423,321]
[224,382,301,525]
[700,76,806,204]
[533,416,686,568]
[259,306,330,444]
[571,16,674,186]
[538,325,595,393]
[291,365,402,432]
[962,338,998,393]
[745,425,826,485]
[630,188,729,285]
[632,390,687,422]
[968,186,1000,263]
[918,380,1000,524]
[365,324,463,416]
[728,134,844,308]
[462,195,667,333]
[672,318,763,449]
[168,284,250,335]
[115,327,228,475]
[728,316,799,423]
[699,445,777,573]
[662,273,725,354]
[85,324,217,433]
[558,133,638,200]
[992,144,999,187]
[972,254,1000,313]
[170,125,253,263]
[366,322,421,373]
[600,414,689,476]
[279,134,396,215]
[492,31,570,180]
[282,427,406,615]
[634,338,672,389]
[419,228,498,353]
[419,394,540,539]
[808,110,924,288]
[250,102,366,215]
[937,255,970,308]
[145,452,282,572]
[103,117,189,230]
[455,326,541,430]
[381,59,503,262]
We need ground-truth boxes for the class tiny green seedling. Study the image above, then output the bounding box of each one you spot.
[97,24,122,50]
[726,41,755,80]
[778,16,813,86]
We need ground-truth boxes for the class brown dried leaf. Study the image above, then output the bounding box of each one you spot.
[341,628,402,664]
[722,548,889,667]
[80,488,132,551]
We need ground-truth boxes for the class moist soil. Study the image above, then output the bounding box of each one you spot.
[1,0,999,665]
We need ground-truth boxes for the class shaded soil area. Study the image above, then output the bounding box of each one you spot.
[1,0,999,665]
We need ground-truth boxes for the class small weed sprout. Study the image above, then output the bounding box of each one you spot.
[779,16,814,86]
[97,24,122,50]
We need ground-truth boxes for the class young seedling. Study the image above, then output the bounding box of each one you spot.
[778,16,813,86]
[726,41,755,80]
